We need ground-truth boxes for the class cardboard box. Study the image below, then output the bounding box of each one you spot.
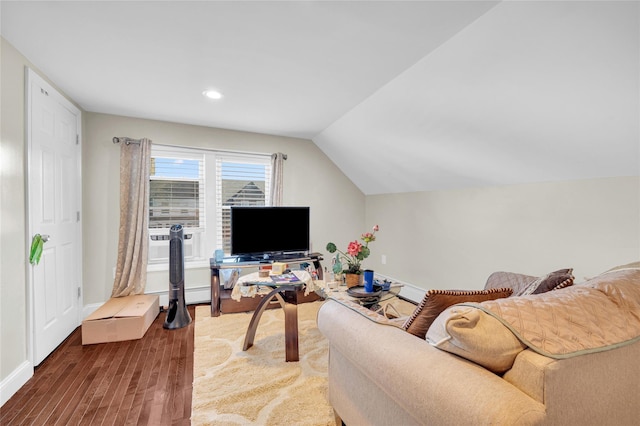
[82,294,159,345]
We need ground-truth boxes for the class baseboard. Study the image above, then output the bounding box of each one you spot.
[82,285,212,319]
[81,280,420,319]
[146,285,211,308]
[375,274,425,303]
[0,360,33,407]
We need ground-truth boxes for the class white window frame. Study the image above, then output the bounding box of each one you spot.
[147,145,271,270]
[148,145,206,266]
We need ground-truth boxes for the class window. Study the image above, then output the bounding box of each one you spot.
[216,155,271,254]
[147,145,271,266]
[149,156,204,230]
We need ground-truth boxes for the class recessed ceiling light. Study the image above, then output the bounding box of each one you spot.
[203,89,223,100]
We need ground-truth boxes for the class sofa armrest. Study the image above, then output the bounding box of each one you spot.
[317,299,545,425]
[503,349,555,403]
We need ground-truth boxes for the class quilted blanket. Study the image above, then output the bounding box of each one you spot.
[468,267,640,358]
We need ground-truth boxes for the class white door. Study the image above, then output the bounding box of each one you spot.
[27,69,82,365]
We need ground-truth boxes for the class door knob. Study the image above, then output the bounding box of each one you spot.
[41,234,50,243]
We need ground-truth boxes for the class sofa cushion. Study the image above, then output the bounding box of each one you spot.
[601,260,640,274]
[402,287,512,339]
[477,267,640,358]
[426,305,527,373]
[515,268,574,296]
[484,271,538,295]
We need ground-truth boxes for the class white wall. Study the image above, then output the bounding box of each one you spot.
[0,37,86,399]
[365,177,640,291]
[83,112,365,305]
[0,37,30,387]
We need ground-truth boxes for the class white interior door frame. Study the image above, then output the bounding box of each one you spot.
[25,67,83,365]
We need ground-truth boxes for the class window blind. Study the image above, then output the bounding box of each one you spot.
[215,154,271,253]
[149,152,205,231]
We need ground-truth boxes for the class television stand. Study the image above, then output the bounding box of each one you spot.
[209,253,323,317]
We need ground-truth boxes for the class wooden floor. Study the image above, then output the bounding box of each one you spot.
[1,305,195,426]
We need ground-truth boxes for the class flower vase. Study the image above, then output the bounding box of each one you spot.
[334,273,343,285]
[345,273,362,288]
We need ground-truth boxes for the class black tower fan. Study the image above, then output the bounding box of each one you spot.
[163,224,192,329]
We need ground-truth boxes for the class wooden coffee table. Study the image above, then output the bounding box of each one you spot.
[242,283,303,362]
[242,278,402,362]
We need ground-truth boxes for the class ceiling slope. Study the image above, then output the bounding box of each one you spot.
[0,0,497,139]
[314,1,640,194]
[2,1,638,194]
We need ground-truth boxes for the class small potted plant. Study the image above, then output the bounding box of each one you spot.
[326,225,379,288]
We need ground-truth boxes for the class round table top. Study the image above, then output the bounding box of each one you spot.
[315,279,402,306]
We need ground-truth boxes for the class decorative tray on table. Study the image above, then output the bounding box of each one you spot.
[346,284,382,298]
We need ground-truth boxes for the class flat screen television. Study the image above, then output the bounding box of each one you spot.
[230,206,310,259]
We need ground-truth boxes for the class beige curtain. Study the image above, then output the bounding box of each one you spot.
[269,152,285,206]
[112,138,152,297]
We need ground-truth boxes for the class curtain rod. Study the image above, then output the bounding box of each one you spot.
[152,142,286,160]
[112,139,287,160]
[112,136,142,145]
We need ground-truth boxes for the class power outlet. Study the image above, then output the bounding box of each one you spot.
[381,254,387,265]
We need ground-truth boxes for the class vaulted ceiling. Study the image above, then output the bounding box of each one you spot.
[2,1,638,194]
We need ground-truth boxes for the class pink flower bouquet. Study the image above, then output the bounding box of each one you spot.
[326,225,379,274]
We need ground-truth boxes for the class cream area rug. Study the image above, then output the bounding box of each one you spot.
[191,301,334,426]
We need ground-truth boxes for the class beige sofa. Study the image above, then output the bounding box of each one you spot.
[317,263,640,425]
